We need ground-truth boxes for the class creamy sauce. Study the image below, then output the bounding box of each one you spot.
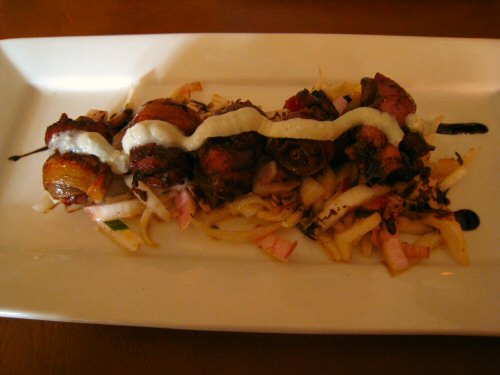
[48,131,129,174]
[49,107,405,175]
[121,107,404,154]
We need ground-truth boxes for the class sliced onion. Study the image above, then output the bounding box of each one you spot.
[254,232,297,262]
[175,188,197,232]
[379,228,410,274]
[170,81,203,102]
[310,184,390,234]
[256,206,297,222]
[84,199,144,221]
[300,177,326,208]
[124,176,171,222]
[228,193,271,218]
[423,215,469,266]
[402,242,430,259]
[139,207,159,247]
[95,220,142,252]
[413,231,442,250]
[85,109,108,122]
[32,194,59,213]
[192,219,282,242]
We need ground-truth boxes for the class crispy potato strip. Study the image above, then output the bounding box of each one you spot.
[423,215,469,265]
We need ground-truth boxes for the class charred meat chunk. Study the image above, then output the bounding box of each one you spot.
[129,143,193,188]
[133,98,201,135]
[113,98,202,150]
[43,152,112,206]
[45,113,113,146]
[266,138,335,176]
[195,132,266,207]
[284,89,339,121]
[214,99,266,116]
[124,98,202,189]
[361,73,416,127]
[345,126,406,185]
[267,90,339,176]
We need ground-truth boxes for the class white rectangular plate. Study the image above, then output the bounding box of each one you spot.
[0,34,499,334]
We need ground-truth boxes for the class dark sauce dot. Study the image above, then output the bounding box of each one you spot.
[437,123,489,135]
[454,209,480,231]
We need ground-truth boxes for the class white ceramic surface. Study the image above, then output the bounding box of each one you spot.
[0,34,499,334]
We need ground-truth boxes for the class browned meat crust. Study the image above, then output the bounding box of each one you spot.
[266,138,335,176]
[133,98,201,135]
[361,73,416,127]
[43,152,112,206]
[283,89,339,121]
[45,114,113,146]
[195,131,266,207]
[129,143,194,188]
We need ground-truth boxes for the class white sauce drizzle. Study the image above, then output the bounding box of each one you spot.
[122,107,403,154]
[48,131,129,174]
[49,106,405,175]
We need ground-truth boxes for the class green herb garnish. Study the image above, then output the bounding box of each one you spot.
[104,219,129,231]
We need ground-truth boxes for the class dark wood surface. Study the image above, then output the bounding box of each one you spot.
[1,0,500,374]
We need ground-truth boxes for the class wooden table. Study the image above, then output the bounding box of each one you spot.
[1,1,499,373]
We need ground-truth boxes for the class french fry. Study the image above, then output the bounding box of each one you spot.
[360,232,373,257]
[413,231,442,250]
[430,158,460,180]
[300,177,326,208]
[280,209,304,228]
[423,215,469,265]
[256,206,296,222]
[437,148,478,191]
[203,205,234,227]
[228,193,271,217]
[313,184,390,233]
[317,233,341,262]
[316,166,336,200]
[397,216,434,235]
[333,212,382,261]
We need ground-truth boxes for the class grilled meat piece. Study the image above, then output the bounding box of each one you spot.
[344,125,435,186]
[106,108,134,133]
[191,100,267,207]
[214,100,266,116]
[43,152,112,206]
[113,98,202,150]
[361,73,416,127]
[133,98,201,135]
[284,89,339,121]
[129,143,194,188]
[196,131,266,207]
[45,113,113,146]
[124,98,202,189]
[345,126,403,185]
[266,138,335,176]
[268,89,338,176]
